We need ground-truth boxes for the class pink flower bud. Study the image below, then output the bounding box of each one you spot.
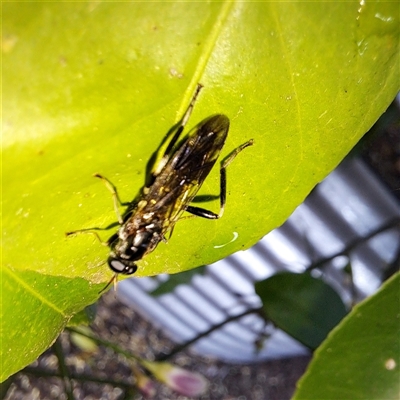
[141,360,209,397]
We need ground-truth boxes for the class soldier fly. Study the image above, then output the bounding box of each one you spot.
[67,84,253,289]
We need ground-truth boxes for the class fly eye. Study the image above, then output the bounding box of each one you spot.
[124,264,137,275]
[108,257,137,275]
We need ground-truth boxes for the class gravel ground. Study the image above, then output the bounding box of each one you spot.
[5,292,311,399]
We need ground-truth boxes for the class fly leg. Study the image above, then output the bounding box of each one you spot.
[66,174,126,237]
[185,139,254,219]
[93,173,128,224]
[65,228,116,248]
[148,84,204,183]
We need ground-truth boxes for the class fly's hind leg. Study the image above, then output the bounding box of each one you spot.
[185,139,254,219]
[149,84,204,181]
[217,139,254,217]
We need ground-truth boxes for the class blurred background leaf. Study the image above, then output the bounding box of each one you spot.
[293,272,400,400]
[256,272,348,349]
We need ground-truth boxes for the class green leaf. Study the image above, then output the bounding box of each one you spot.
[293,272,400,400]
[2,2,399,380]
[67,304,97,327]
[1,269,98,380]
[255,272,348,349]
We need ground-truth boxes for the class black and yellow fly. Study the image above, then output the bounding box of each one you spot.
[67,84,253,287]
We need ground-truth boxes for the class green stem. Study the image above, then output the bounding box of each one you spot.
[52,338,74,400]
[22,366,134,391]
[66,327,139,362]
[306,217,400,272]
[155,307,261,361]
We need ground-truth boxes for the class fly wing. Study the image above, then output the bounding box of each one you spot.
[173,114,229,178]
[144,114,229,226]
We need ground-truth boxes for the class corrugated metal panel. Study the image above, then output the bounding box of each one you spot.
[118,157,400,362]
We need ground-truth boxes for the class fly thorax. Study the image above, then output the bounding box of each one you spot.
[116,229,156,262]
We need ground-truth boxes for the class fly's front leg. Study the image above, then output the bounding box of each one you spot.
[185,139,254,219]
[65,228,114,247]
[93,173,128,224]
[151,84,204,179]
[66,174,126,238]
